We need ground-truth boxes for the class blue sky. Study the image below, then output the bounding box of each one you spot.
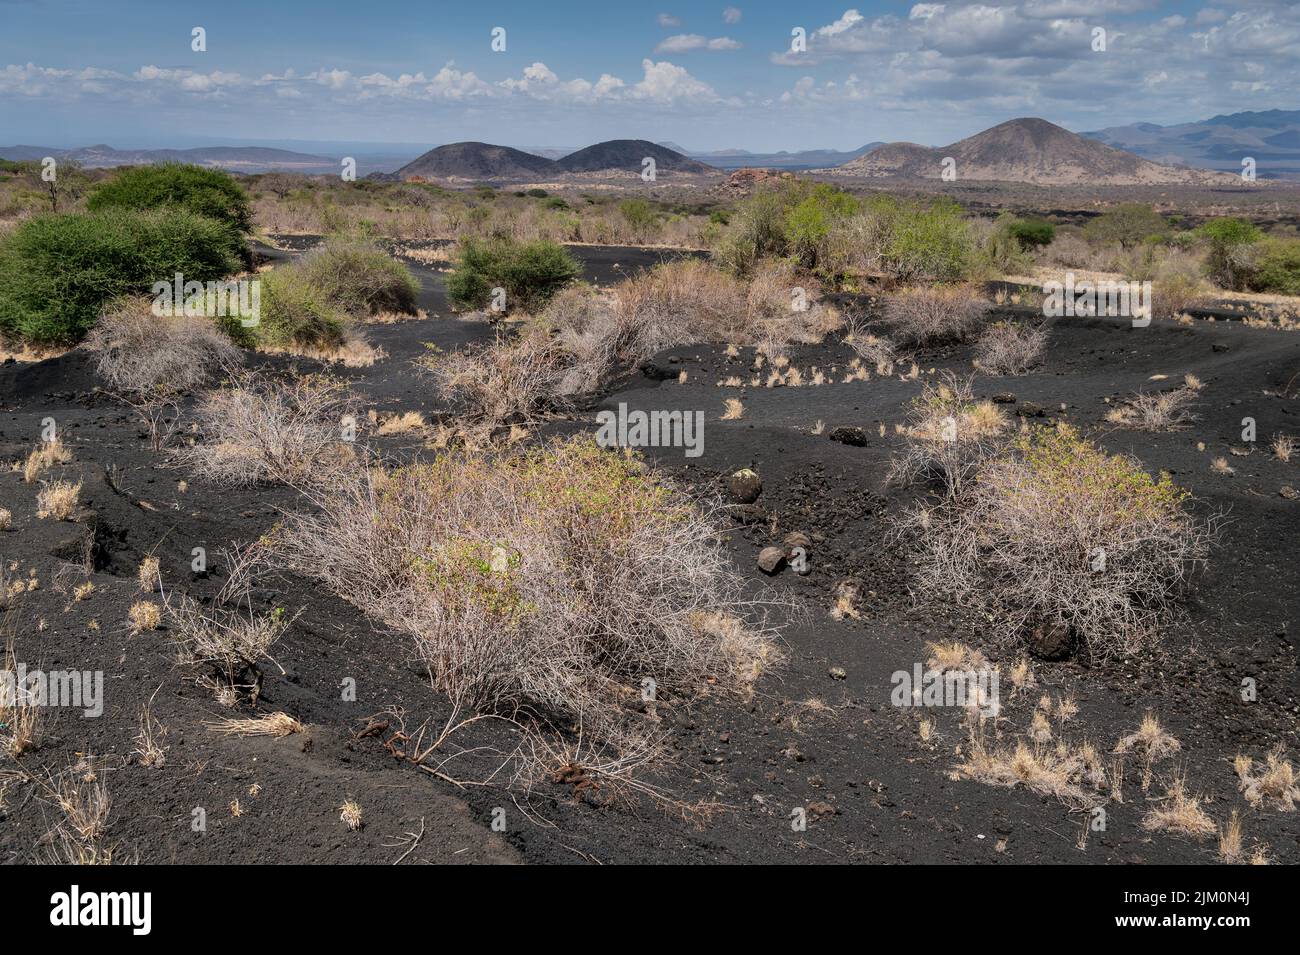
[2,0,1297,152]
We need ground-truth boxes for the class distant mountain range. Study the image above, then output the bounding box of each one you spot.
[830,118,1237,186]
[658,142,884,170]
[6,112,1284,185]
[390,138,713,181]
[1082,109,1300,181]
[0,143,345,173]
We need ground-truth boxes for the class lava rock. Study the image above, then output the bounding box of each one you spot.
[828,426,869,447]
[1017,402,1046,418]
[1026,618,1075,660]
[727,468,763,504]
[757,546,786,574]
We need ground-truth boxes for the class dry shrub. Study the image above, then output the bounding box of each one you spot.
[881,284,991,347]
[166,544,289,701]
[906,423,1212,658]
[274,437,781,737]
[425,328,572,429]
[1270,433,1294,462]
[888,373,1008,496]
[180,370,356,488]
[1150,249,1210,320]
[127,600,161,632]
[84,296,240,395]
[1106,386,1199,431]
[974,321,1048,376]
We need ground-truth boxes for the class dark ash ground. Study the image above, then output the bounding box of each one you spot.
[1,238,1296,865]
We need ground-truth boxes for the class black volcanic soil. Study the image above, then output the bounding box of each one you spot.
[1,238,1297,865]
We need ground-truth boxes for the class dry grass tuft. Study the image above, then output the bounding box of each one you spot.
[207,711,303,738]
[1115,712,1182,761]
[128,601,161,633]
[1,639,43,757]
[133,706,168,768]
[339,800,364,831]
[1142,776,1216,838]
[1272,434,1295,463]
[1106,386,1199,431]
[1235,747,1299,811]
[36,480,81,520]
[21,439,71,483]
[721,398,745,420]
[137,555,160,593]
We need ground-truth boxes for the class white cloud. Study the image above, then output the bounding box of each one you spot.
[723,7,742,24]
[654,34,742,53]
[657,13,681,27]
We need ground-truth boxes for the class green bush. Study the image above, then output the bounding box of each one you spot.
[619,198,658,233]
[1198,217,1263,291]
[87,163,253,237]
[783,184,860,271]
[0,208,242,345]
[1006,218,1055,250]
[1083,204,1167,249]
[446,237,581,313]
[258,266,348,349]
[1249,236,1300,295]
[882,198,973,283]
[716,188,790,276]
[297,238,420,316]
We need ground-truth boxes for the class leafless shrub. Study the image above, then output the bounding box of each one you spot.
[881,284,991,347]
[974,321,1048,376]
[903,423,1213,658]
[1106,386,1200,431]
[888,372,1009,496]
[179,370,357,488]
[424,329,572,431]
[165,544,290,702]
[844,319,900,375]
[274,437,782,741]
[84,296,241,395]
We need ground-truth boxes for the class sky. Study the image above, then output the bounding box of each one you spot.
[1,0,1297,153]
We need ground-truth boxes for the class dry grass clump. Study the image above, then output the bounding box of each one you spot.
[339,800,364,831]
[721,398,745,420]
[21,438,71,483]
[1,639,43,757]
[374,410,426,436]
[955,731,1108,809]
[925,640,988,672]
[0,508,10,531]
[1142,775,1216,838]
[845,327,900,375]
[1115,712,1181,761]
[904,424,1211,658]
[1271,433,1295,463]
[45,772,114,864]
[973,321,1048,376]
[36,480,81,520]
[274,437,781,739]
[881,284,991,347]
[888,373,1008,496]
[84,296,241,395]
[133,706,168,768]
[207,711,303,738]
[1106,386,1199,431]
[181,370,356,488]
[1235,747,1300,811]
[137,555,159,592]
[127,600,161,633]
